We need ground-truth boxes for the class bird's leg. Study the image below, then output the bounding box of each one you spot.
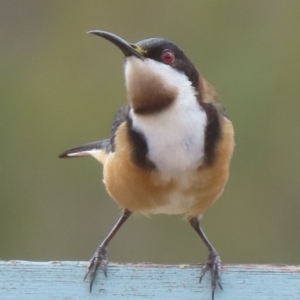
[84,208,131,292]
[189,217,223,300]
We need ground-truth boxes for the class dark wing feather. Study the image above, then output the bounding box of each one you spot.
[110,104,130,151]
[58,139,110,158]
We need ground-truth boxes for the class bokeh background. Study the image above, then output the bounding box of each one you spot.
[1,1,300,266]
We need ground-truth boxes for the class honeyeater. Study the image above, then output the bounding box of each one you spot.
[59,30,234,299]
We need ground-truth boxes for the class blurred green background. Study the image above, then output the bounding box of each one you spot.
[1,1,300,266]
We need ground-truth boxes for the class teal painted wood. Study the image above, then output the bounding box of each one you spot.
[1,261,300,299]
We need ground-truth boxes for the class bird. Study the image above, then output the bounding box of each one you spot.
[59,30,234,299]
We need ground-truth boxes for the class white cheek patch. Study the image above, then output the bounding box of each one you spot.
[125,57,192,94]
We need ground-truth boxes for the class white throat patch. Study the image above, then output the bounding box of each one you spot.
[127,58,207,180]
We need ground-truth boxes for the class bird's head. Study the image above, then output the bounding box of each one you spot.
[88,31,202,115]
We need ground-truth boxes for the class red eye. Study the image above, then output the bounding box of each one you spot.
[161,49,175,64]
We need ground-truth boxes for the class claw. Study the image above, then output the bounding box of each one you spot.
[83,270,89,281]
[103,264,107,278]
[89,278,94,292]
[199,263,209,283]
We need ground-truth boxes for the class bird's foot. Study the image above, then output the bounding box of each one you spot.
[84,246,108,292]
[200,250,223,300]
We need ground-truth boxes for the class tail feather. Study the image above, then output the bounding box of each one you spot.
[58,139,110,164]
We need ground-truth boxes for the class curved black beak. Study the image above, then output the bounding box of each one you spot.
[88,30,144,59]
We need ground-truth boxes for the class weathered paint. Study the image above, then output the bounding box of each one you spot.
[1,261,300,300]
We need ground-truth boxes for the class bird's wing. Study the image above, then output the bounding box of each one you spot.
[58,104,130,164]
[109,104,130,151]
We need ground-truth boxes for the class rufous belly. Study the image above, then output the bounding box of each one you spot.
[103,118,234,218]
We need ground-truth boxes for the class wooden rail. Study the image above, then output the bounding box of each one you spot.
[1,261,300,299]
